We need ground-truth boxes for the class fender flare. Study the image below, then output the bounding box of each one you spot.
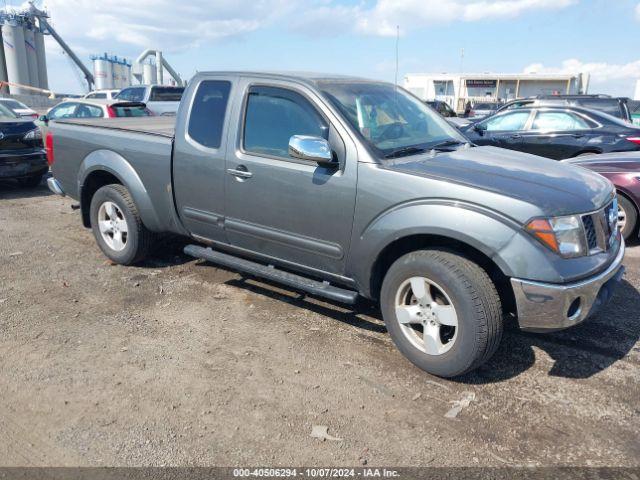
[78,150,163,231]
[349,201,560,298]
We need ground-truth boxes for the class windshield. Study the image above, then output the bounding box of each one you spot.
[0,103,18,118]
[319,82,467,158]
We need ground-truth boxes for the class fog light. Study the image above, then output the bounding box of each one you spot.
[567,298,581,319]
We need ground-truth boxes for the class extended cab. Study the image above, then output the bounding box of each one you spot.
[46,72,625,377]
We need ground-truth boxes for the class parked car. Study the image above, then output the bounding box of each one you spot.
[0,98,38,119]
[496,95,632,123]
[425,100,457,118]
[115,85,184,116]
[467,101,501,119]
[46,72,625,378]
[566,152,640,240]
[425,100,472,129]
[463,105,640,159]
[83,90,120,100]
[40,99,152,126]
[0,103,47,188]
[628,100,640,126]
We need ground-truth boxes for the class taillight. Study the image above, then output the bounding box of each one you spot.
[106,106,116,118]
[626,137,640,146]
[45,131,55,166]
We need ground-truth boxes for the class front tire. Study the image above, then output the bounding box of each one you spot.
[90,184,154,265]
[380,250,503,378]
[618,194,638,240]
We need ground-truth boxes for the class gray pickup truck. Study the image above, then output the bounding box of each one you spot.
[46,72,625,378]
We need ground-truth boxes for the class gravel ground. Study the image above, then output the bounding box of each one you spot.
[1,180,639,467]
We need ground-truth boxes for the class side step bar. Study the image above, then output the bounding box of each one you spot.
[184,245,359,305]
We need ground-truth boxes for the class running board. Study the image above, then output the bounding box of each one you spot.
[184,245,359,305]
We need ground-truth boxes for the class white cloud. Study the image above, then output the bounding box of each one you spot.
[524,58,640,82]
[39,0,293,53]
[523,59,640,96]
[636,2,640,20]
[293,0,578,37]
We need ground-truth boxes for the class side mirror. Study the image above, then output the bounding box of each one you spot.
[39,115,49,124]
[288,135,336,167]
[474,123,486,135]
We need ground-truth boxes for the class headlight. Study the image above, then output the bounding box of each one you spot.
[23,128,43,141]
[525,215,586,258]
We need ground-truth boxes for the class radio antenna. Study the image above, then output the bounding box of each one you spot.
[395,25,400,86]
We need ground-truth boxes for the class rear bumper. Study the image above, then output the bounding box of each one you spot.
[511,239,626,332]
[0,151,48,179]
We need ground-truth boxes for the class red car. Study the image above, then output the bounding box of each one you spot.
[567,152,640,240]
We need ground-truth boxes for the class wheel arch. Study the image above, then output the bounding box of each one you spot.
[369,234,516,315]
[573,149,602,157]
[78,150,162,231]
[616,188,639,214]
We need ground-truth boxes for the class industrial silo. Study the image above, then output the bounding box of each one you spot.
[0,27,8,92]
[93,55,113,90]
[112,59,123,89]
[124,60,132,87]
[142,62,157,84]
[34,23,48,90]
[2,20,31,94]
[23,25,39,89]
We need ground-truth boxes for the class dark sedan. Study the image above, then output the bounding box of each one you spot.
[463,105,640,160]
[566,152,640,240]
[0,103,48,188]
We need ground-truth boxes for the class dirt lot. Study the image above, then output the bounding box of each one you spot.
[1,180,639,468]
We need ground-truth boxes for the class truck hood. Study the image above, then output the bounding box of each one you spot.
[385,146,614,217]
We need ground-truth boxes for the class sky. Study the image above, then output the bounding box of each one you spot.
[3,0,640,96]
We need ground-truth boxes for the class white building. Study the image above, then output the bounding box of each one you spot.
[404,72,590,112]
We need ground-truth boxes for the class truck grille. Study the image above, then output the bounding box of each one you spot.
[581,200,618,255]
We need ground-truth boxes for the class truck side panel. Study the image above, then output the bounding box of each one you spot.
[49,122,183,234]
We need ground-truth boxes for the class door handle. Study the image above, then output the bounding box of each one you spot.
[510,134,522,139]
[227,167,253,179]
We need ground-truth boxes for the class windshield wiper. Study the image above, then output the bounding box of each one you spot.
[384,146,430,159]
[429,140,468,151]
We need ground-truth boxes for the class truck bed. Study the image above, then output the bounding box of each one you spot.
[54,116,176,138]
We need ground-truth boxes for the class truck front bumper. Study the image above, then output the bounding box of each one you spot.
[47,177,65,196]
[511,239,625,332]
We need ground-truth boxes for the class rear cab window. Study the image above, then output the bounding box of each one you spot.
[117,88,146,102]
[150,87,185,102]
[187,81,232,148]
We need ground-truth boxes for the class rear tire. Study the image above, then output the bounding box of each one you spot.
[618,194,638,240]
[89,184,154,265]
[17,174,43,188]
[380,250,503,378]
